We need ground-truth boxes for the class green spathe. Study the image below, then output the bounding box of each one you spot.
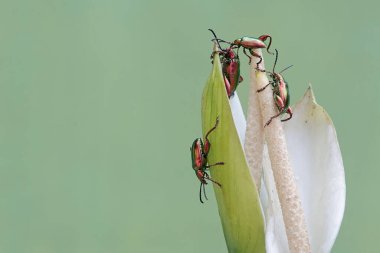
[201,50,265,253]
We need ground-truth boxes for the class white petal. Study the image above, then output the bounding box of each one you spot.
[284,86,346,253]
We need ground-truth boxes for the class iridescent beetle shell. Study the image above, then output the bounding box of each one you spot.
[208,29,244,98]
[221,48,242,97]
[233,36,267,49]
[233,35,273,67]
[189,116,223,203]
[191,138,206,170]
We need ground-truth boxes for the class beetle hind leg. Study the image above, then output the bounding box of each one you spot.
[255,67,266,73]
[204,116,220,154]
[264,111,283,127]
[243,48,252,64]
[204,116,220,140]
[281,107,293,122]
[249,49,263,68]
[206,162,224,168]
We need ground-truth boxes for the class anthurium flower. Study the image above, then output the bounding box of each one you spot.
[201,46,345,253]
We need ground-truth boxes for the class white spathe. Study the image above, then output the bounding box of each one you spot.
[231,87,346,253]
[283,86,345,253]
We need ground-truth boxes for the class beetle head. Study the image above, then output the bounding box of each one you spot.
[196,170,207,184]
[233,38,242,45]
[226,48,236,59]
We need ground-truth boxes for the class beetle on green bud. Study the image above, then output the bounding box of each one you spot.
[190,116,223,203]
[209,29,243,98]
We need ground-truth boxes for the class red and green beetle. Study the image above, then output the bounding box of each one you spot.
[190,116,223,203]
[211,33,273,69]
[209,29,243,98]
[232,35,273,67]
[257,49,293,127]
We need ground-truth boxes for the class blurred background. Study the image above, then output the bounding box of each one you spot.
[0,0,378,252]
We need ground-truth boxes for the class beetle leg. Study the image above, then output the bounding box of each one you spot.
[281,107,293,122]
[257,81,274,93]
[203,115,220,156]
[213,38,232,45]
[199,183,204,204]
[211,50,224,58]
[264,93,286,127]
[204,173,222,187]
[206,177,222,188]
[258,35,274,55]
[210,50,226,64]
[204,116,220,150]
[230,44,238,50]
[249,49,263,67]
[206,162,224,168]
[255,67,266,73]
[264,110,283,127]
[266,36,274,55]
[243,48,252,64]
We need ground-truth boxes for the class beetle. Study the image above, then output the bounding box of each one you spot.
[208,29,243,98]
[190,116,223,203]
[232,35,274,67]
[257,49,293,127]
[211,34,273,69]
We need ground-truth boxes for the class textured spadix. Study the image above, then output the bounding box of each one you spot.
[253,50,312,253]
[201,47,265,253]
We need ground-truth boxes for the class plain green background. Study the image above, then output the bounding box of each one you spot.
[0,0,378,252]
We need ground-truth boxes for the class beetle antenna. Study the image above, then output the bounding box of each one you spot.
[203,183,208,200]
[273,49,279,73]
[279,65,294,74]
[230,44,238,50]
[208,29,223,50]
[220,40,232,45]
[211,38,232,45]
[199,183,204,203]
